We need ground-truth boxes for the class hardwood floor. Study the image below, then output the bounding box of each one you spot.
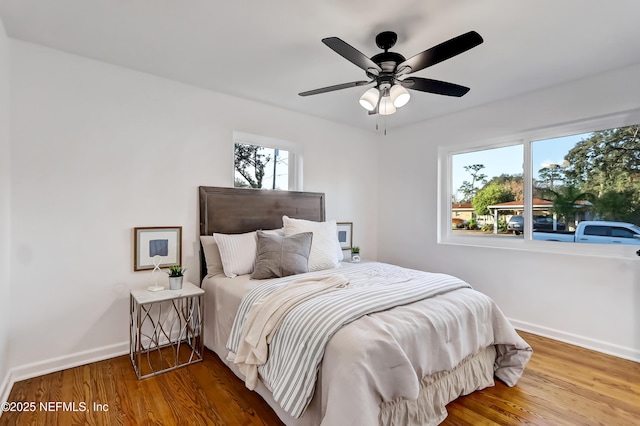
[444,332,640,425]
[2,331,638,425]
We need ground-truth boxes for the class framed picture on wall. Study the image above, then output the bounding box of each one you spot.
[336,222,353,250]
[134,226,182,271]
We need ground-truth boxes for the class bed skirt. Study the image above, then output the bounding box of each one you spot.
[379,345,497,426]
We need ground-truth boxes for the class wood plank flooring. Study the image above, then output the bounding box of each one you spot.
[2,331,638,425]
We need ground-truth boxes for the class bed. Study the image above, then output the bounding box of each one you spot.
[198,186,532,426]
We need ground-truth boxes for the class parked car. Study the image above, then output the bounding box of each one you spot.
[507,215,566,235]
[533,221,640,245]
[533,216,566,231]
[507,216,524,234]
[452,218,465,229]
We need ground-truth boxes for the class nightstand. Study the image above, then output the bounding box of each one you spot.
[129,282,204,379]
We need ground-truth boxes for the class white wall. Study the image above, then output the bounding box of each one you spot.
[378,63,640,361]
[0,15,11,403]
[7,40,379,379]
[6,31,638,396]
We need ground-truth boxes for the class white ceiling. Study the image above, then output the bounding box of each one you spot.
[1,0,640,132]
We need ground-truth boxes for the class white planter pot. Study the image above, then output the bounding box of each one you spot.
[169,276,183,290]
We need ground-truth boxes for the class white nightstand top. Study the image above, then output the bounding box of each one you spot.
[131,281,204,304]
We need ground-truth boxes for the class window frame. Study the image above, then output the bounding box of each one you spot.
[438,109,640,259]
[232,131,303,191]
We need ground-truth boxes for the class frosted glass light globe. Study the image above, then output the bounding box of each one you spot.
[390,84,410,108]
[359,88,380,111]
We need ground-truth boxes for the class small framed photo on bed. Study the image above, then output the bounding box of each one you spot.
[134,226,182,271]
[336,222,353,250]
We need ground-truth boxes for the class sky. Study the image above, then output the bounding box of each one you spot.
[452,132,590,200]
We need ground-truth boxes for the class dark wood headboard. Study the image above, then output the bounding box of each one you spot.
[198,186,325,279]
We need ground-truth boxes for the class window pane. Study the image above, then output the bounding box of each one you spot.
[611,227,635,238]
[531,124,640,245]
[234,143,289,190]
[583,225,608,236]
[451,145,523,237]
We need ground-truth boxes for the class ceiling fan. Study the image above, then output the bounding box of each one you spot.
[299,30,483,115]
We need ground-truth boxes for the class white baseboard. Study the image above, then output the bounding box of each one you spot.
[510,318,640,363]
[0,369,14,415]
[1,329,191,408]
[2,320,638,411]
[0,341,129,408]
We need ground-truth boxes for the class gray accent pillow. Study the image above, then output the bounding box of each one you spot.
[251,231,313,279]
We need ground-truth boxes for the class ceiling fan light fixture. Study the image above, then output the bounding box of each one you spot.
[379,96,397,115]
[359,87,380,111]
[390,84,410,108]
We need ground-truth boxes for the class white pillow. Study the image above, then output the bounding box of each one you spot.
[282,216,343,271]
[213,231,258,277]
[261,228,285,237]
[200,236,224,276]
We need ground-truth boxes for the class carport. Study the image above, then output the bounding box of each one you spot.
[487,198,554,234]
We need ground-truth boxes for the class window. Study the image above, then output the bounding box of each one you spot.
[611,227,637,239]
[440,111,640,257]
[233,132,302,191]
[531,123,640,235]
[584,225,609,237]
[449,144,523,236]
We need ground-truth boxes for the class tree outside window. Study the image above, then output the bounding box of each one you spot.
[234,143,289,190]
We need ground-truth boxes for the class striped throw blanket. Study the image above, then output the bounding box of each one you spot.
[226,262,471,418]
[232,274,350,390]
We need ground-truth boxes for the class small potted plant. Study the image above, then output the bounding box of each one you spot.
[350,246,361,263]
[167,265,186,290]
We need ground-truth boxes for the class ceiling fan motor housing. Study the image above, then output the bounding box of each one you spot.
[375,31,398,50]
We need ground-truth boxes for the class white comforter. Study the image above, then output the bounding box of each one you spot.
[203,262,532,425]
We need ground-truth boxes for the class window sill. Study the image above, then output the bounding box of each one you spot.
[439,234,639,260]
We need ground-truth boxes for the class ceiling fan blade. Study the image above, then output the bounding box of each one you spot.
[298,80,372,97]
[322,37,382,75]
[402,77,470,97]
[396,31,483,75]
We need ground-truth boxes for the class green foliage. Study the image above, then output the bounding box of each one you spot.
[458,164,487,202]
[487,173,524,202]
[234,143,271,189]
[593,189,640,223]
[564,125,640,195]
[167,265,186,277]
[351,246,360,254]
[543,185,595,225]
[537,166,566,190]
[467,218,478,230]
[473,182,515,216]
[481,219,508,232]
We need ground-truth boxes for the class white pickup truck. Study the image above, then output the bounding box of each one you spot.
[533,221,640,245]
